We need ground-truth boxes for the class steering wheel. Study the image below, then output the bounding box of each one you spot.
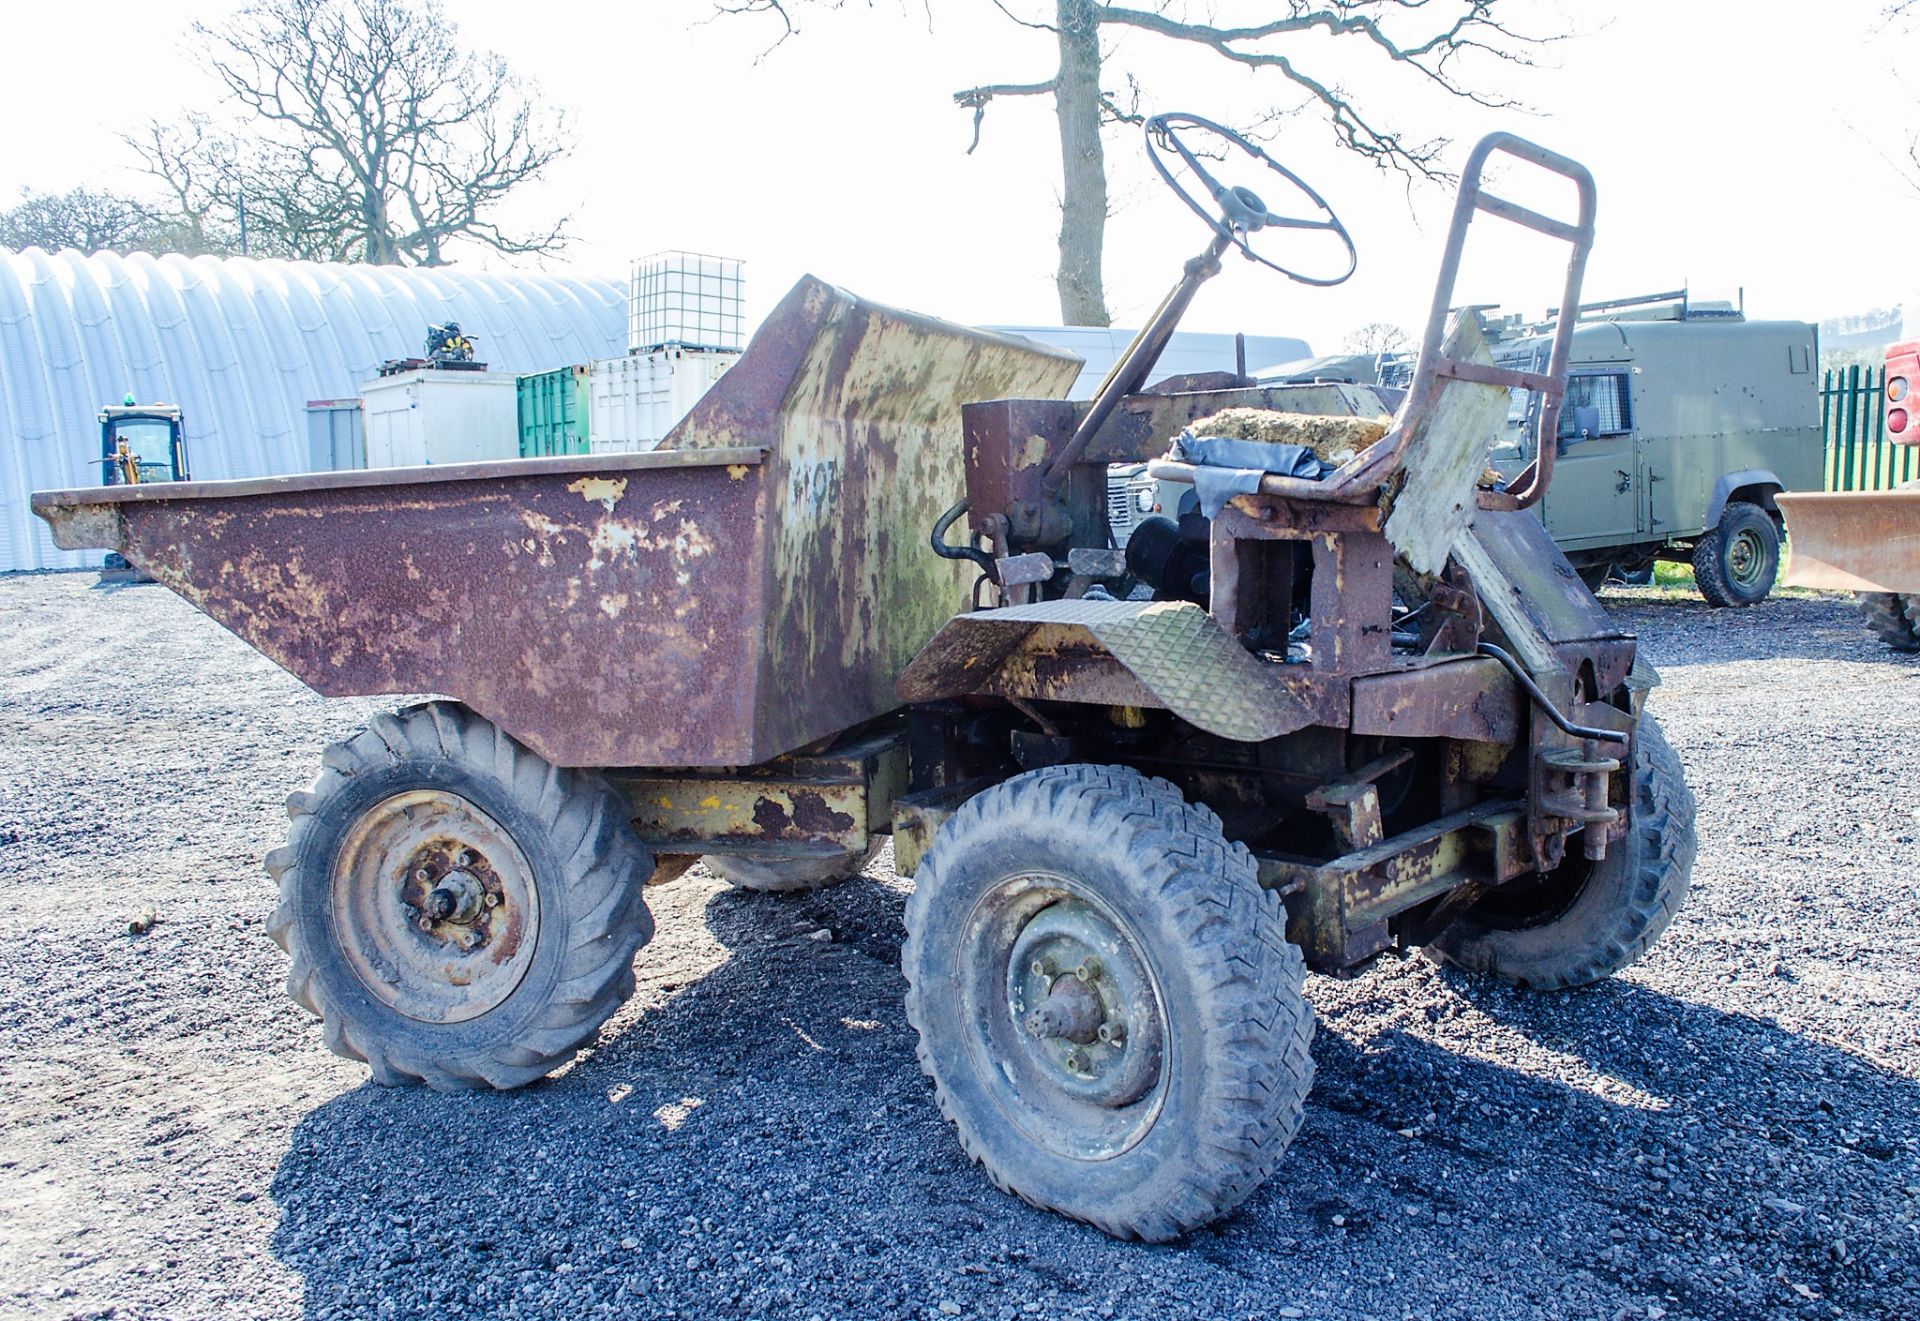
[1145,112,1357,287]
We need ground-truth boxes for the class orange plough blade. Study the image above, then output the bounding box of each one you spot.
[1778,489,1920,594]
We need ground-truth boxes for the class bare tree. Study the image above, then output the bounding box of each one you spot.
[1343,320,1412,355]
[721,1,1552,324]
[132,0,572,266]
[0,188,176,256]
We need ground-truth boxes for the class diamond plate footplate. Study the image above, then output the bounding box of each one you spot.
[896,598,1317,742]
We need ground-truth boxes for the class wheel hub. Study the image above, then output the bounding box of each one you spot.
[332,791,540,1024]
[1729,530,1758,580]
[1006,900,1162,1108]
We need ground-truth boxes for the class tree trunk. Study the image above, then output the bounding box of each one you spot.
[1053,0,1109,326]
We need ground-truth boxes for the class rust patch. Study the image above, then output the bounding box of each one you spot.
[752,796,792,837]
[790,789,856,837]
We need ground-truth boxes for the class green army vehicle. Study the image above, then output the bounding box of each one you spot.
[1487,292,1821,605]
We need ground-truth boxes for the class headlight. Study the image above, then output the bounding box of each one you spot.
[1890,376,1909,403]
[1135,487,1156,513]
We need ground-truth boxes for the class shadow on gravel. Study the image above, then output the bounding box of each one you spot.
[1602,593,1920,667]
[266,887,1919,1320]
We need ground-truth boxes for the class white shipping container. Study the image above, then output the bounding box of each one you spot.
[587,349,741,454]
[361,369,520,469]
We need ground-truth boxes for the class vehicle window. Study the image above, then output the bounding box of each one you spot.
[1557,373,1631,440]
[113,419,176,471]
[1494,346,1545,455]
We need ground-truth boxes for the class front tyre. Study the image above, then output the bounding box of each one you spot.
[1693,502,1780,606]
[902,764,1312,1242]
[1426,715,1695,989]
[266,702,655,1091]
[1857,592,1920,652]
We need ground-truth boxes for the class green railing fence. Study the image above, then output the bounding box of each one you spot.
[1822,363,1920,491]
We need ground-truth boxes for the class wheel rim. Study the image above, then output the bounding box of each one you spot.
[960,873,1169,1162]
[331,790,541,1024]
[1726,528,1767,589]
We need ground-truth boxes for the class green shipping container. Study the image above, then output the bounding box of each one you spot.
[516,365,591,458]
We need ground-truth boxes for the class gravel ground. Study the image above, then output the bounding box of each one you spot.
[2,569,1917,1321]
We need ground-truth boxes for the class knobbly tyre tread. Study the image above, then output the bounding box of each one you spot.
[902,763,1313,1241]
[1856,593,1920,652]
[1691,503,1778,608]
[264,700,654,1092]
[1426,715,1696,990]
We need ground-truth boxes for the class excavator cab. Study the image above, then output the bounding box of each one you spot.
[99,401,189,487]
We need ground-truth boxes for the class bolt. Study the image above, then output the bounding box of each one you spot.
[1065,1048,1091,1074]
[417,915,435,931]
[483,892,501,909]
[1029,958,1049,978]
[1076,957,1102,983]
[1098,1021,1126,1047]
[413,867,430,883]
[456,850,475,867]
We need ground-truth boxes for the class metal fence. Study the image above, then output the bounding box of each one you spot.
[1823,363,1920,490]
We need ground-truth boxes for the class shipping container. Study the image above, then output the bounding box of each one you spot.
[361,369,519,469]
[630,251,745,353]
[516,365,591,458]
[586,349,741,453]
[304,398,364,471]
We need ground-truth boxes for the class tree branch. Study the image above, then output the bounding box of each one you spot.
[1097,1,1545,178]
[954,79,1058,154]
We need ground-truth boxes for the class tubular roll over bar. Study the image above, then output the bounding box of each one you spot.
[1146,134,1597,511]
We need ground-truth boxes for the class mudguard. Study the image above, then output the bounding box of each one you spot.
[897,598,1322,742]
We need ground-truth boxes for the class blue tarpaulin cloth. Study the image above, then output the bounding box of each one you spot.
[1172,431,1334,518]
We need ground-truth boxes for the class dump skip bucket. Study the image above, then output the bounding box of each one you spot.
[32,276,1082,767]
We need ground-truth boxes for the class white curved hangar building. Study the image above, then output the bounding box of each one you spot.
[0,248,627,570]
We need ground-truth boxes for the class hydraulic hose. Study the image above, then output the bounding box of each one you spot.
[930,499,1000,582]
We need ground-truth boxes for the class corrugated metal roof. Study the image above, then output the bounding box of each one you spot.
[0,248,626,570]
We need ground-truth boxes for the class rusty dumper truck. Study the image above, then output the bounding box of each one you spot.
[32,117,1695,1242]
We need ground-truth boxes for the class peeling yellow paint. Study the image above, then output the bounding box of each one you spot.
[726,465,749,480]
[698,795,721,809]
[567,477,628,512]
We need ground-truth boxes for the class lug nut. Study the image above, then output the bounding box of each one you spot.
[417,915,435,931]
[456,850,475,867]
[483,892,501,909]
[413,868,430,883]
[1097,1021,1126,1046]
[1029,959,1049,977]
[1076,957,1102,983]
[1065,1048,1091,1074]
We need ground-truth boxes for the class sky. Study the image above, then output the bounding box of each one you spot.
[4,0,1918,357]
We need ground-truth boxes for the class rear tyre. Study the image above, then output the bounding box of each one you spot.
[903,764,1313,1242]
[266,701,655,1091]
[1856,592,1920,652]
[1692,502,1780,606]
[1426,715,1695,989]
[704,840,883,893]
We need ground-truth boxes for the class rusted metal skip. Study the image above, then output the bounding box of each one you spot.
[34,448,773,767]
[1778,490,1920,594]
[31,275,1083,769]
